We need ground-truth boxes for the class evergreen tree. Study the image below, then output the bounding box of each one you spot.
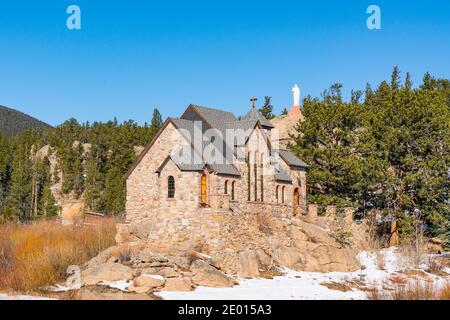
[291,70,450,246]
[149,108,163,137]
[0,134,11,213]
[390,66,401,90]
[280,108,288,116]
[4,131,35,221]
[405,72,413,90]
[259,96,275,119]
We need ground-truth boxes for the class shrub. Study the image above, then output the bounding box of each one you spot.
[0,218,116,292]
[367,280,450,300]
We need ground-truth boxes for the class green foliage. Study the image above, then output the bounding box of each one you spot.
[0,109,161,221]
[259,96,275,119]
[291,68,450,244]
[280,108,288,116]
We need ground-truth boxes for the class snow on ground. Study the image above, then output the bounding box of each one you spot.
[2,248,447,300]
[159,268,366,300]
[98,279,132,291]
[0,293,55,300]
[158,248,449,300]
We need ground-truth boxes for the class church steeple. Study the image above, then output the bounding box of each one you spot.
[242,98,274,129]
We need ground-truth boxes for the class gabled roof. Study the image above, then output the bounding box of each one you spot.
[155,155,206,173]
[242,108,274,128]
[125,103,281,180]
[276,149,309,169]
[182,104,237,134]
[170,117,240,176]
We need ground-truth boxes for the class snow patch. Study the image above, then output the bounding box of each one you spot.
[98,279,132,291]
[0,293,55,300]
[142,274,165,280]
[158,249,449,300]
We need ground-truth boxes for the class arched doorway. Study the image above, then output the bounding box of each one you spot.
[201,174,207,206]
[293,188,300,215]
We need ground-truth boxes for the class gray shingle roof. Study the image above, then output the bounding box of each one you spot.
[209,163,240,176]
[242,108,274,128]
[277,149,309,169]
[189,104,237,133]
[274,167,292,182]
[169,118,241,176]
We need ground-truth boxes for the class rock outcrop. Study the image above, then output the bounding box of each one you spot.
[81,262,133,286]
[74,207,370,296]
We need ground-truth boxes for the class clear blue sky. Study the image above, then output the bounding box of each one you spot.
[0,0,449,126]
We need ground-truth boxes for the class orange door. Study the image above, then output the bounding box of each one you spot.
[293,188,299,215]
[201,175,207,205]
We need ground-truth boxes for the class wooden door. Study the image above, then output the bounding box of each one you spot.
[293,188,299,215]
[201,174,207,205]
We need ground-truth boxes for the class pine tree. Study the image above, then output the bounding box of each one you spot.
[4,131,35,221]
[405,72,413,90]
[149,108,163,137]
[390,66,401,90]
[259,96,275,119]
[280,108,288,116]
[291,70,450,247]
[0,134,11,213]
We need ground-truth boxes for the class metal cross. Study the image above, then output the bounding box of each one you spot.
[250,96,258,108]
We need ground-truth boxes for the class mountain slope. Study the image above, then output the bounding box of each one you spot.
[0,104,52,136]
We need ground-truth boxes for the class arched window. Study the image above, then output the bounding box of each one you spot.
[168,176,175,198]
[281,186,285,203]
[231,181,235,201]
[276,186,279,203]
[224,180,228,194]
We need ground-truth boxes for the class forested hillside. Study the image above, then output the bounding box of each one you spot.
[0,109,163,222]
[0,104,52,136]
[290,68,450,248]
[0,70,448,249]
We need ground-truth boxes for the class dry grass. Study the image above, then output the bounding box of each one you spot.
[376,252,386,270]
[426,256,447,276]
[367,280,450,300]
[0,218,117,293]
[398,244,425,268]
[438,282,450,300]
[259,267,283,279]
[320,281,353,292]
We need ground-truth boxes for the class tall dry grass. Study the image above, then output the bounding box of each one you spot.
[367,281,450,300]
[0,218,117,292]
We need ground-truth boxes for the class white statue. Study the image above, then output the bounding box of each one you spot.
[292,84,301,106]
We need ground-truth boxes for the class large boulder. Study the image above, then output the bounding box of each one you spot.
[133,274,165,288]
[162,277,193,292]
[81,262,133,286]
[238,250,260,278]
[141,267,180,278]
[273,247,305,269]
[115,224,140,244]
[74,285,157,300]
[190,260,236,288]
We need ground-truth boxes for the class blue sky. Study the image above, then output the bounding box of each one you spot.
[0,0,449,126]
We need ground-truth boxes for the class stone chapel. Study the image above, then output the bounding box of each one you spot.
[125,95,308,225]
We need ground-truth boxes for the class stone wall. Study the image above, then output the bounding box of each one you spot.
[126,122,193,224]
